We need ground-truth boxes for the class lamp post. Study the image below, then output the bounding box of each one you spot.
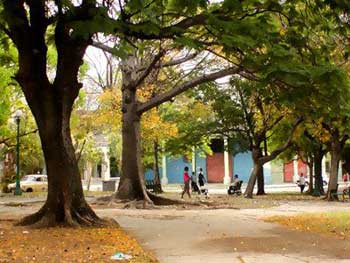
[14,109,23,195]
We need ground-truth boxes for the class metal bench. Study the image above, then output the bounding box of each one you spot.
[329,184,350,201]
[145,180,162,194]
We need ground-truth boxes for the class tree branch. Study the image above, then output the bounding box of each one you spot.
[157,52,199,68]
[120,14,207,40]
[133,50,165,89]
[76,139,87,163]
[3,0,31,50]
[0,23,12,38]
[259,118,303,164]
[137,66,243,114]
[0,129,39,146]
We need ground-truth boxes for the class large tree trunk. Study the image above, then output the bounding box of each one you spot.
[313,149,325,196]
[244,163,259,198]
[153,141,163,192]
[4,0,107,227]
[326,136,341,201]
[19,95,101,227]
[115,57,153,203]
[116,87,148,201]
[256,164,265,195]
[305,158,314,195]
[244,147,261,198]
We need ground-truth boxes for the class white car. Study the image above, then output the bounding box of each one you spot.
[8,174,48,192]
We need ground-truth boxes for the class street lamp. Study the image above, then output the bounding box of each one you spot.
[14,109,23,195]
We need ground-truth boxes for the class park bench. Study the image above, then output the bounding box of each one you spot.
[342,187,350,201]
[145,180,162,194]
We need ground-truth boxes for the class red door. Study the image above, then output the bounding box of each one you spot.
[283,161,294,182]
[298,160,307,177]
[206,153,232,183]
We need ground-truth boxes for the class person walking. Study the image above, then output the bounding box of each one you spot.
[181,166,191,199]
[198,168,205,188]
[298,173,306,193]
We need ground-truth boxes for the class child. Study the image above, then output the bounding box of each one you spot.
[181,166,191,199]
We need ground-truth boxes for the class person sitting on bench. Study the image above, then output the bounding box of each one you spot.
[232,174,240,190]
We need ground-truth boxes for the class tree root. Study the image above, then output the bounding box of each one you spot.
[108,191,211,209]
[244,193,253,199]
[147,192,193,206]
[16,203,118,228]
[323,195,338,202]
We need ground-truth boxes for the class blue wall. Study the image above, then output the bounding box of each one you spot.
[144,168,163,181]
[145,150,272,184]
[263,163,272,185]
[144,152,207,183]
[233,151,272,185]
[233,152,253,183]
[165,156,191,183]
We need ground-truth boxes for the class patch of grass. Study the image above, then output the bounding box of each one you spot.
[0,191,113,199]
[0,191,47,199]
[158,192,280,209]
[264,212,350,239]
[84,191,113,197]
[257,192,323,201]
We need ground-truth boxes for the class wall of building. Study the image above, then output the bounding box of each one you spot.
[232,151,272,184]
[143,151,329,185]
[271,159,284,184]
[144,152,208,183]
[206,153,232,183]
[233,152,253,183]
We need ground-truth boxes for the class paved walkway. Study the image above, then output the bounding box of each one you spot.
[2,193,350,262]
[96,202,350,263]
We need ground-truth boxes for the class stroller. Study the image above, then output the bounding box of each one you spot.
[191,179,201,194]
[228,180,243,195]
[200,184,209,198]
[191,178,209,198]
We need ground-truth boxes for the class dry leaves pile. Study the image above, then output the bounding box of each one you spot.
[265,212,350,239]
[0,220,158,263]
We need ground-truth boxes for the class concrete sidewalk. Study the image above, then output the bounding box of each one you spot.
[162,183,300,194]
[96,202,350,263]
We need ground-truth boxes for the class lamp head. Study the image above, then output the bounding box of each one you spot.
[14,109,23,120]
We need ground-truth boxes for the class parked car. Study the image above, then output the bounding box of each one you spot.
[8,174,48,193]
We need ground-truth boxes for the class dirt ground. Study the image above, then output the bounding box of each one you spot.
[1,194,350,262]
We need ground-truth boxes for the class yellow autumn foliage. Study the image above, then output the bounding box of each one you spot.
[141,108,178,142]
[95,88,122,131]
[95,86,178,145]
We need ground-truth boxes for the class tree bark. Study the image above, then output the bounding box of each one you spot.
[326,136,341,201]
[305,157,314,195]
[153,141,163,192]
[244,163,259,198]
[256,164,265,195]
[312,148,325,196]
[116,87,146,200]
[244,147,261,198]
[256,146,265,195]
[18,91,101,227]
